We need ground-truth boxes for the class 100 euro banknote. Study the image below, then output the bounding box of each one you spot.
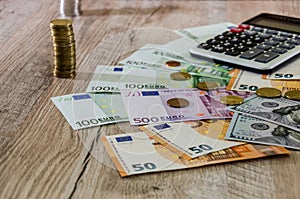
[86,65,196,93]
[51,93,128,130]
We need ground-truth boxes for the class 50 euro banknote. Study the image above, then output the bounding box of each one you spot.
[102,124,289,177]
[139,121,241,160]
[227,69,300,94]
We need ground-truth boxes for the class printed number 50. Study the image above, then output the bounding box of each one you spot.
[132,162,156,172]
[188,144,212,154]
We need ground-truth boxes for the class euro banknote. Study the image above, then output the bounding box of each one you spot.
[227,69,300,94]
[140,121,241,160]
[51,93,128,130]
[263,56,300,80]
[121,88,252,125]
[226,113,300,150]
[101,130,289,177]
[86,65,196,93]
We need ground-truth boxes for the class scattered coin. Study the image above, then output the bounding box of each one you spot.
[220,95,244,105]
[284,90,300,101]
[50,19,76,78]
[170,72,191,81]
[167,98,189,108]
[256,87,282,98]
[197,82,219,90]
[165,60,181,67]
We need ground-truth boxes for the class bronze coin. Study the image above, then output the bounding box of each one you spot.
[197,82,219,91]
[167,98,189,108]
[256,87,282,98]
[284,90,300,101]
[220,95,244,105]
[170,72,191,81]
[165,61,181,67]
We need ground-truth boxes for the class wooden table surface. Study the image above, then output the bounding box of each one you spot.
[1,0,300,198]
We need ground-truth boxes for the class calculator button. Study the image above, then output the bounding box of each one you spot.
[244,30,258,36]
[211,46,225,53]
[230,38,240,44]
[244,41,256,47]
[287,39,300,45]
[238,24,250,30]
[230,28,244,33]
[240,48,264,59]
[257,33,272,39]
[279,43,295,50]
[198,43,211,50]
[252,27,264,32]
[264,40,280,46]
[256,44,272,51]
[222,31,236,37]
[221,42,234,48]
[295,35,300,40]
[271,47,287,54]
[266,29,278,35]
[254,51,279,63]
[272,36,287,42]
[206,39,220,45]
[214,35,228,41]
[280,32,293,38]
[238,34,250,40]
[225,49,241,56]
[235,45,249,52]
[253,37,265,43]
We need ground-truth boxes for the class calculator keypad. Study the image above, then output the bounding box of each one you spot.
[197,24,300,64]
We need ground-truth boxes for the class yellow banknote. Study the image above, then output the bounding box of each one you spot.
[227,69,300,94]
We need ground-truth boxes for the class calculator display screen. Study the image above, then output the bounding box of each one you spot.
[244,13,300,34]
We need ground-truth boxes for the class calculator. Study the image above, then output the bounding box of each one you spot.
[189,13,300,71]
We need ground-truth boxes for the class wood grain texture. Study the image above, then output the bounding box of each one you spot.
[0,1,299,199]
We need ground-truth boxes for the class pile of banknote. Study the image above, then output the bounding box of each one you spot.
[51,22,300,177]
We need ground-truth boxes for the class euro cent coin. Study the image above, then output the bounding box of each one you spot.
[256,87,282,98]
[165,60,181,67]
[197,82,219,91]
[284,90,300,101]
[167,98,189,108]
[170,72,191,81]
[220,95,244,105]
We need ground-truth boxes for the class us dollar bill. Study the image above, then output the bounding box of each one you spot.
[226,113,300,150]
[229,95,300,132]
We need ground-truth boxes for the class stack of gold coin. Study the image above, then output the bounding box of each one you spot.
[50,19,76,78]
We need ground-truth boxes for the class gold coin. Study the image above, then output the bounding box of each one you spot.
[165,61,181,67]
[256,87,282,98]
[197,82,219,91]
[170,72,191,81]
[284,90,300,101]
[220,95,244,105]
[50,19,73,28]
[167,98,189,108]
